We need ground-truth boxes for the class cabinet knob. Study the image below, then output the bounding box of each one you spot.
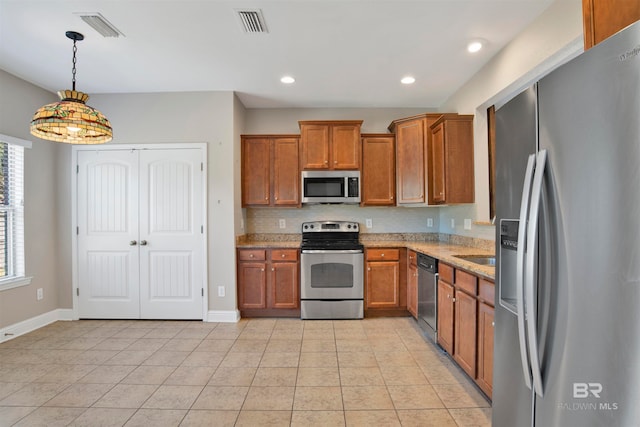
[390,196,394,200]
[333,160,337,164]
[281,254,286,258]
[381,253,385,257]
[367,267,371,271]
[249,254,254,258]
[492,321,495,327]
[324,160,328,164]
[271,268,275,271]
[261,268,264,272]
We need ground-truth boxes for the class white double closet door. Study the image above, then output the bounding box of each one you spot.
[76,147,205,319]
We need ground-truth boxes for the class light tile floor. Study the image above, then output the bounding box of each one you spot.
[0,318,490,426]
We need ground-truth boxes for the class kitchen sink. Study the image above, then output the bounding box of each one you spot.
[453,254,496,266]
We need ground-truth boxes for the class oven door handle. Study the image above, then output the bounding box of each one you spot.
[301,249,364,254]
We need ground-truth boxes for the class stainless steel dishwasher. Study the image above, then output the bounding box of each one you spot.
[417,253,438,342]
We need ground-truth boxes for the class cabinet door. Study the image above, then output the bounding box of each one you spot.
[437,279,455,354]
[477,302,494,398]
[273,137,300,206]
[454,289,477,378]
[331,124,361,169]
[366,261,400,308]
[238,262,267,309]
[242,138,271,206]
[407,262,418,318]
[301,125,330,169]
[362,135,395,206]
[395,119,426,204]
[270,262,299,309]
[430,122,446,204]
[583,0,640,49]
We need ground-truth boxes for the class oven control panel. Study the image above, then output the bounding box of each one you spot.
[302,221,359,232]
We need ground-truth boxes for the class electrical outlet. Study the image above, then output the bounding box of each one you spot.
[218,286,225,297]
[427,218,433,227]
[36,288,43,301]
[278,219,286,229]
[464,219,472,230]
[450,218,455,228]
[240,218,244,231]
[365,219,373,229]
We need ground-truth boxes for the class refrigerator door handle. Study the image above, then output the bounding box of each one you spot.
[516,153,536,391]
[526,149,547,397]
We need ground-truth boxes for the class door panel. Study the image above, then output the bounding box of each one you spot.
[77,150,139,318]
[139,149,204,319]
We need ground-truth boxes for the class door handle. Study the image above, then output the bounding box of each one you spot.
[516,153,536,391]
[526,149,547,397]
[140,240,148,246]
[129,240,137,246]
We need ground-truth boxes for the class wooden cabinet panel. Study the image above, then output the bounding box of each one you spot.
[241,138,271,206]
[431,122,446,203]
[437,279,455,354]
[241,136,300,207]
[583,0,640,49]
[454,289,477,378]
[428,115,474,205]
[456,269,478,296]
[477,301,494,398]
[361,134,396,206]
[270,249,299,262]
[394,118,426,204]
[439,263,454,284]
[479,278,495,306]
[238,249,266,261]
[273,138,300,206]
[331,124,361,169]
[366,248,400,262]
[407,252,418,318]
[270,262,299,309]
[299,121,362,170]
[238,262,267,309]
[366,261,400,308]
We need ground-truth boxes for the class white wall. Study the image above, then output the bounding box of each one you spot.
[0,70,65,329]
[441,0,584,225]
[87,91,239,315]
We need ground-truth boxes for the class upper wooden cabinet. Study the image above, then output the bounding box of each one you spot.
[361,134,396,206]
[583,0,640,49]
[299,120,363,170]
[388,114,441,205]
[428,114,474,205]
[241,135,300,207]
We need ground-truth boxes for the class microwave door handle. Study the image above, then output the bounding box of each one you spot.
[526,149,547,397]
[516,153,536,391]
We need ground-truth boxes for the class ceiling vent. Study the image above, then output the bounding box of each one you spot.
[74,12,124,38]
[236,9,268,33]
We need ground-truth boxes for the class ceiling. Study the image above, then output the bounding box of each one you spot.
[0,0,555,109]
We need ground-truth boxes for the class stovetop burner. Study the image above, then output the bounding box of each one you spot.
[300,220,363,251]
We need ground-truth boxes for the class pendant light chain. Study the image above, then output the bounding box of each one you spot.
[71,39,77,91]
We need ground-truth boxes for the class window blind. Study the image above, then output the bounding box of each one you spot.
[0,141,25,280]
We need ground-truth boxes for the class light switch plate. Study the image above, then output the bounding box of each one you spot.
[279,219,286,229]
[427,218,433,227]
[464,219,472,230]
[366,219,373,229]
[450,219,455,228]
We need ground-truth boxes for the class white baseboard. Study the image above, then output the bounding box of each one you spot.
[205,310,240,323]
[0,309,74,343]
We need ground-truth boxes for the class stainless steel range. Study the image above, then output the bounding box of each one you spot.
[300,221,364,320]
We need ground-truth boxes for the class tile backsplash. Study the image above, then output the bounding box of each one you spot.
[244,205,440,234]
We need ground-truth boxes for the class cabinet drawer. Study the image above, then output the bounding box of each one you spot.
[238,249,266,261]
[270,249,299,262]
[479,279,495,306]
[439,263,454,284]
[367,248,400,261]
[455,269,478,295]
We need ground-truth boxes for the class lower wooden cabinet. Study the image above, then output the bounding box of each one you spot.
[237,248,300,317]
[406,250,418,318]
[365,248,407,316]
[437,262,494,399]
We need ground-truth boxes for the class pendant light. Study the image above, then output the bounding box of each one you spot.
[30,31,112,144]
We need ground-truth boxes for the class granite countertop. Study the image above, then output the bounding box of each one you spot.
[237,233,495,280]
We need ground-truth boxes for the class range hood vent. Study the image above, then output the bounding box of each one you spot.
[236,9,268,33]
[75,12,124,38]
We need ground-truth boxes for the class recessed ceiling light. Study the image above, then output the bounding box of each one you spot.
[467,41,483,53]
[280,76,295,84]
[401,76,415,85]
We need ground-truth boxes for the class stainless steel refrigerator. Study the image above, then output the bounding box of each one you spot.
[493,21,640,427]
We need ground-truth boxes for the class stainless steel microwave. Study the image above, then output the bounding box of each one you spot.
[301,170,361,204]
